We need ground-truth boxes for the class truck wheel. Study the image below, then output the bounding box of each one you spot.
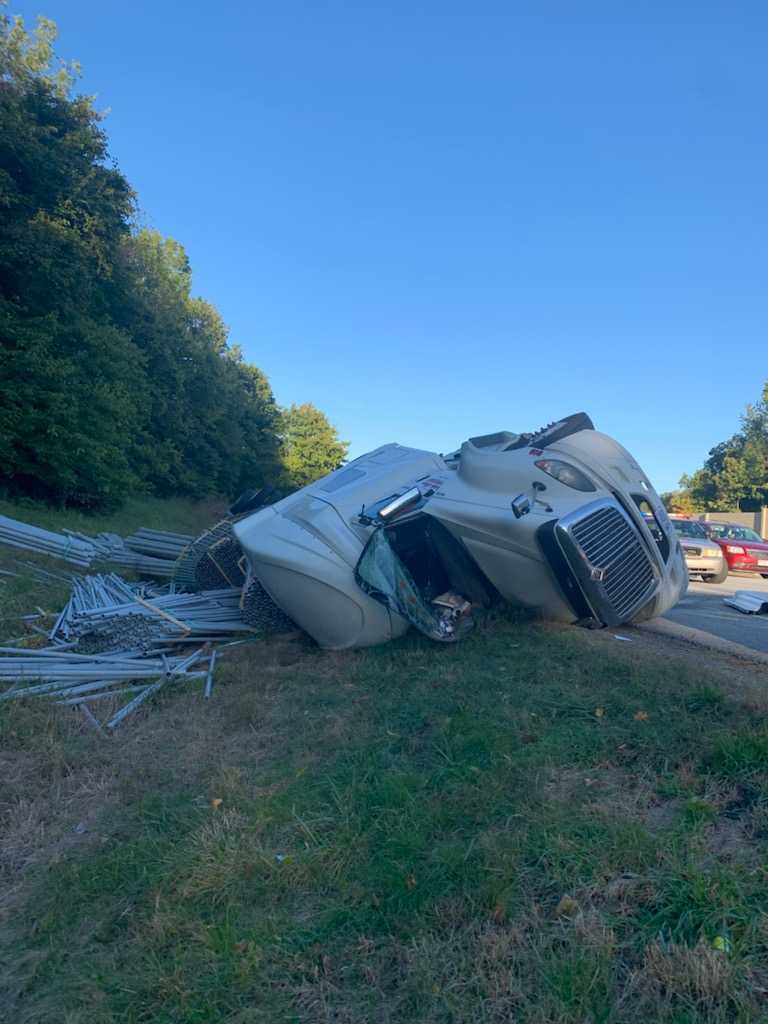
[705,565,729,584]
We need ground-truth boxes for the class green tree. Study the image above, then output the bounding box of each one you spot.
[0,7,146,508]
[660,490,698,515]
[279,404,349,489]
[0,2,78,95]
[120,229,283,499]
[0,5,340,511]
[682,383,768,510]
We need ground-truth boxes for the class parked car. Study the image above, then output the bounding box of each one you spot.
[699,521,768,578]
[668,516,728,583]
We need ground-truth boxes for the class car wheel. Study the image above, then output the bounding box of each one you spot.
[762,574,768,580]
[705,565,729,584]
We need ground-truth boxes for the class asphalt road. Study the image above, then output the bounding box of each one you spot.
[664,572,768,654]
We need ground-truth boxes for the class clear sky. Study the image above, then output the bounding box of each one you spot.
[14,1,768,492]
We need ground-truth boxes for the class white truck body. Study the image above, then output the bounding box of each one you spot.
[234,415,687,648]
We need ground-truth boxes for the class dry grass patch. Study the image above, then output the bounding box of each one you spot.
[629,940,746,1014]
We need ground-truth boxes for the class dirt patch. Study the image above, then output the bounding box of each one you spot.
[543,764,630,806]
[591,872,655,915]
[643,798,685,832]
[702,819,758,867]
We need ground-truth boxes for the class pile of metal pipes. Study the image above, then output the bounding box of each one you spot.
[48,573,165,646]
[123,528,193,560]
[173,519,235,589]
[0,513,195,577]
[0,515,96,568]
[0,552,271,730]
[0,509,201,581]
[50,578,251,651]
[0,645,213,732]
[61,529,191,577]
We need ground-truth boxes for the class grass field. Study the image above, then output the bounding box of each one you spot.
[1,499,768,1023]
[0,494,224,542]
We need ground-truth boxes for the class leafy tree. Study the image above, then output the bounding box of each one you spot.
[660,490,698,515]
[0,7,145,508]
[119,229,283,499]
[678,383,768,511]
[0,5,342,511]
[279,404,349,489]
[0,2,77,95]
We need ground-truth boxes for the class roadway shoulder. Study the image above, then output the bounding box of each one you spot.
[640,617,768,668]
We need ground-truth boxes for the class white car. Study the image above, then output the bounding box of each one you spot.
[669,517,728,584]
[234,413,687,649]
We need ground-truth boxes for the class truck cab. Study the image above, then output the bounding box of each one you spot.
[234,413,687,648]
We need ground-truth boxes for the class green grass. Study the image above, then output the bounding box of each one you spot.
[0,494,223,538]
[2,602,768,1023]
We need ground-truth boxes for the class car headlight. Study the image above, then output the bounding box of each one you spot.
[726,545,745,554]
[534,459,596,492]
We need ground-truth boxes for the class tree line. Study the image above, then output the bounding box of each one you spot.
[662,382,768,514]
[0,8,347,511]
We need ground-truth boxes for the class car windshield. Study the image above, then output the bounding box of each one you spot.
[708,524,763,542]
[673,520,706,539]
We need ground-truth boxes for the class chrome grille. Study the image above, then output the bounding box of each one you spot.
[556,501,658,625]
[683,546,702,557]
[747,548,768,560]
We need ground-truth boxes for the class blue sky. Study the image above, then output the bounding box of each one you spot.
[15,1,768,491]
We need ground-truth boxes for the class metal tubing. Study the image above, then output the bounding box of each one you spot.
[204,649,217,699]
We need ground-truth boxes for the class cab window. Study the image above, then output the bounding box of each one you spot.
[635,499,670,561]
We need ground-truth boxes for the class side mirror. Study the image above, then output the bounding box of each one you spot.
[378,487,422,522]
[511,494,531,519]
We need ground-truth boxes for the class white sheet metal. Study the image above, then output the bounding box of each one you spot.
[723,591,768,614]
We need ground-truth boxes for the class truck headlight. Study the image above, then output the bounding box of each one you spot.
[535,459,596,492]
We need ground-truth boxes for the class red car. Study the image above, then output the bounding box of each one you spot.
[700,521,768,578]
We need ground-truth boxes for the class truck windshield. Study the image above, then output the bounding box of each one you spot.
[636,500,670,561]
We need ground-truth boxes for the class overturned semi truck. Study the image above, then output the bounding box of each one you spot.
[233,413,687,649]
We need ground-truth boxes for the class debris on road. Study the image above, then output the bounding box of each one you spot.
[723,591,768,615]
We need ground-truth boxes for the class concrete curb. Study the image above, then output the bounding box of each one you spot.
[639,618,768,669]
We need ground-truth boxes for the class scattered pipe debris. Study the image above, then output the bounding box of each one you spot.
[0,514,96,568]
[0,569,267,731]
[48,574,252,651]
[0,515,193,576]
[0,501,304,732]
